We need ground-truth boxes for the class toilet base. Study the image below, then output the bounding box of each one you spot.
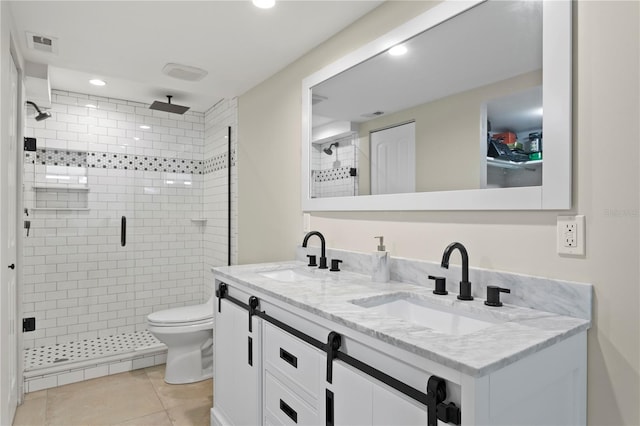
[147,324,214,385]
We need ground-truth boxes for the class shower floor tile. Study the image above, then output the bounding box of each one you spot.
[24,330,162,371]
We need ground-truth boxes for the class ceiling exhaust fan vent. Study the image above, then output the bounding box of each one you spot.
[26,32,58,55]
[162,63,208,82]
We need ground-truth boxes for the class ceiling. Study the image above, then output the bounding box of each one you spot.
[9,1,382,112]
[312,0,543,132]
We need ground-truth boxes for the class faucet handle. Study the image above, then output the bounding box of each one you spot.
[306,255,317,267]
[318,256,328,269]
[330,259,343,272]
[428,275,448,295]
[484,286,510,307]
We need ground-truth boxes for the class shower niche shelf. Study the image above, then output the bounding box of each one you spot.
[32,185,90,211]
[32,184,90,191]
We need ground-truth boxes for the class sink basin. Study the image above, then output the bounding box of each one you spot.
[351,294,502,335]
[259,269,321,283]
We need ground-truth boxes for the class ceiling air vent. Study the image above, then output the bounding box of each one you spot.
[162,63,208,82]
[312,94,328,105]
[361,111,385,118]
[26,32,58,54]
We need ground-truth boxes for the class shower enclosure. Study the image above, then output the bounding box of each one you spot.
[20,90,237,392]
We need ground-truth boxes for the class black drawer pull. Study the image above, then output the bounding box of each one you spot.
[280,348,298,368]
[248,337,253,366]
[280,399,298,423]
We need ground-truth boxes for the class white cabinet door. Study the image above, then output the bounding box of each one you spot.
[372,384,430,426]
[213,298,261,426]
[332,361,436,426]
[331,362,373,426]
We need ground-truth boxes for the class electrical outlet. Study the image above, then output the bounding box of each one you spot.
[557,215,585,255]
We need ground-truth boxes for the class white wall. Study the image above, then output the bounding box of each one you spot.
[237,1,640,425]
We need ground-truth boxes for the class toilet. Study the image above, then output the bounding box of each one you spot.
[147,296,214,384]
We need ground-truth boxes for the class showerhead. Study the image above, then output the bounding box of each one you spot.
[26,101,52,121]
[323,142,339,155]
[149,95,190,115]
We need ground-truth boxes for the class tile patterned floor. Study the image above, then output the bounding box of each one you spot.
[13,365,213,426]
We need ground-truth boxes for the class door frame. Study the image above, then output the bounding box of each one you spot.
[1,40,26,422]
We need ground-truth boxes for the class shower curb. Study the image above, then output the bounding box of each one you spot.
[24,345,167,393]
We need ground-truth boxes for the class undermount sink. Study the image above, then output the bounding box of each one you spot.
[259,268,322,283]
[351,294,502,335]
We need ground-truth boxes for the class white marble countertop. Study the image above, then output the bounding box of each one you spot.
[212,261,590,378]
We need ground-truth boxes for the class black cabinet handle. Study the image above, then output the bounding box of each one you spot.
[248,337,253,366]
[326,389,334,426]
[279,399,298,423]
[120,216,126,247]
[279,348,298,368]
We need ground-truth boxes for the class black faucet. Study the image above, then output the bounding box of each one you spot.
[440,242,473,300]
[302,231,327,269]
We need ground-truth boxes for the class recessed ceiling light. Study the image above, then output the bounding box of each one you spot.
[89,79,106,86]
[85,104,97,109]
[389,45,408,56]
[133,137,140,141]
[253,0,275,9]
[139,125,151,130]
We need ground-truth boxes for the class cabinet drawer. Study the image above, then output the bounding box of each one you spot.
[265,371,319,426]
[264,322,323,395]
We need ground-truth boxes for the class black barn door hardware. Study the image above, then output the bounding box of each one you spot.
[248,296,260,332]
[325,332,341,383]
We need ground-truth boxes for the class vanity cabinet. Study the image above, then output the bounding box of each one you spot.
[212,278,587,426]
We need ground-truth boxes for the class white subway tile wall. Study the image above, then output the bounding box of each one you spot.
[203,98,238,300]
[22,90,236,355]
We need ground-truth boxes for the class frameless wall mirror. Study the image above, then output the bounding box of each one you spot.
[302,0,572,211]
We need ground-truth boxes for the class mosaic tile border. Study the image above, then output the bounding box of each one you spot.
[203,149,236,174]
[312,166,356,182]
[24,148,236,175]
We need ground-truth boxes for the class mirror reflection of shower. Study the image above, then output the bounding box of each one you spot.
[324,142,340,168]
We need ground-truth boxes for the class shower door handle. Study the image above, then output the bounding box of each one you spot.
[121,216,126,247]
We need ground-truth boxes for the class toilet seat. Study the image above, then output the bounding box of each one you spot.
[147,303,212,327]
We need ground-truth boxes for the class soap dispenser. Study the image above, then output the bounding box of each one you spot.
[372,236,390,283]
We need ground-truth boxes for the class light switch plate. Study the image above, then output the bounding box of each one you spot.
[557,215,585,256]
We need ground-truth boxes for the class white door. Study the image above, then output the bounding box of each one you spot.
[0,52,19,425]
[370,122,416,195]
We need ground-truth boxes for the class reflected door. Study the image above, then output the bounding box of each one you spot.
[370,122,415,195]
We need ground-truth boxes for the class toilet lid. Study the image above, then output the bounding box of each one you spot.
[147,303,213,325]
